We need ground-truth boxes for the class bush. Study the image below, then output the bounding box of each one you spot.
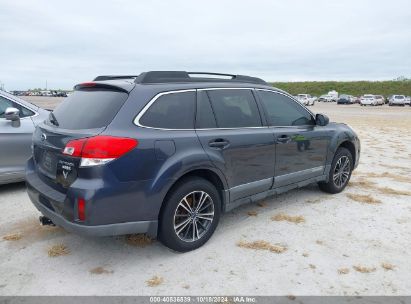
[270,80,411,97]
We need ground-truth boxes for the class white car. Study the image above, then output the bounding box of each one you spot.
[360,94,377,106]
[374,95,385,105]
[405,96,411,106]
[318,94,335,102]
[296,94,315,106]
[389,95,406,106]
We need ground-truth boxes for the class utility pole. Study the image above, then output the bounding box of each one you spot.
[46,80,48,90]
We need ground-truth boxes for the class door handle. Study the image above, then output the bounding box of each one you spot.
[208,138,230,149]
[277,135,291,144]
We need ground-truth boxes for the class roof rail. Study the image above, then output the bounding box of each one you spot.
[133,71,267,85]
[93,75,139,81]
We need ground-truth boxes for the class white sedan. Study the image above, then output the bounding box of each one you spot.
[360,94,377,106]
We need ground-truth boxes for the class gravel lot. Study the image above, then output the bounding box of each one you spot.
[1,99,411,296]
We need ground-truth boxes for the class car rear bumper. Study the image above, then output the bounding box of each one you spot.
[29,192,157,237]
[25,158,159,237]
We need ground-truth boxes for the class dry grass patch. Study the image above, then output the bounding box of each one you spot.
[305,198,322,204]
[346,193,381,204]
[349,178,411,196]
[364,172,410,183]
[48,244,70,257]
[349,178,376,188]
[2,233,22,241]
[271,213,305,223]
[237,240,287,254]
[379,164,409,171]
[257,201,267,207]
[146,275,164,287]
[377,187,411,196]
[89,267,113,275]
[353,265,376,273]
[247,211,258,216]
[381,262,395,271]
[338,268,350,274]
[309,264,316,269]
[125,234,153,247]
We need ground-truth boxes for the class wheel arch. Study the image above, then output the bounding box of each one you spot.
[158,168,229,220]
[337,140,356,169]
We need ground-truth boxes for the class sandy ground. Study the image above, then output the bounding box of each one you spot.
[23,96,65,110]
[1,100,411,296]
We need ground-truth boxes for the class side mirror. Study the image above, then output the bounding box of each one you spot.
[315,113,329,126]
[5,107,20,121]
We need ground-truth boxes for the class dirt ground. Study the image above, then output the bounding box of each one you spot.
[0,99,410,296]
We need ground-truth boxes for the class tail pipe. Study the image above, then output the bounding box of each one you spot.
[39,215,56,226]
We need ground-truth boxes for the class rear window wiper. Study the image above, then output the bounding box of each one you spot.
[49,112,59,126]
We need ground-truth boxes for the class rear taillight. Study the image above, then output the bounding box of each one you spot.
[63,136,138,167]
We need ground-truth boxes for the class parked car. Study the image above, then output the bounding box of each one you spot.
[374,95,385,105]
[405,96,411,106]
[352,96,361,104]
[360,94,377,106]
[337,94,354,104]
[296,94,315,106]
[389,95,406,106]
[0,91,49,184]
[318,94,335,102]
[25,71,360,252]
[327,90,338,101]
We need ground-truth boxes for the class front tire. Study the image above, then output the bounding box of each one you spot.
[159,177,221,252]
[318,147,353,194]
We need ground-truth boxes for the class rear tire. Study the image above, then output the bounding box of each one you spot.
[158,177,221,252]
[318,147,353,194]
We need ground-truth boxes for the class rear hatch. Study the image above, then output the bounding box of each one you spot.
[33,84,131,191]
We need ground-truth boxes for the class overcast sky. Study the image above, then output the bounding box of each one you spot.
[1,0,410,90]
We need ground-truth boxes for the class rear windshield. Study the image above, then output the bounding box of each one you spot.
[50,89,128,130]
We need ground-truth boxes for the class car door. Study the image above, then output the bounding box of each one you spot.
[256,89,331,188]
[195,88,275,202]
[0,96,36,183]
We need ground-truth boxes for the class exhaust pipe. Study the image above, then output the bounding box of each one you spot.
[39,215,56,226]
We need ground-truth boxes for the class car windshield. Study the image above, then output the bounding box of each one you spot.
[364,95,374,98]
[394,96,404,99]
[340,95,348,98]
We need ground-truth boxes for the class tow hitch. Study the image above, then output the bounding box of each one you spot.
[39,215,56,226]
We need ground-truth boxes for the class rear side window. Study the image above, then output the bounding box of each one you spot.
[52,89,128,130]
[206,89,262,128]
[196,91,217,128]
[139,91,195,129]
[258,90,314,126]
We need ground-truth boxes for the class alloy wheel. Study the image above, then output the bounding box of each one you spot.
[333,156,351,188]
[173,191,215,242]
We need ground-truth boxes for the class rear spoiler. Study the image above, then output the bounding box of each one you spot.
[73,81,134,93]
